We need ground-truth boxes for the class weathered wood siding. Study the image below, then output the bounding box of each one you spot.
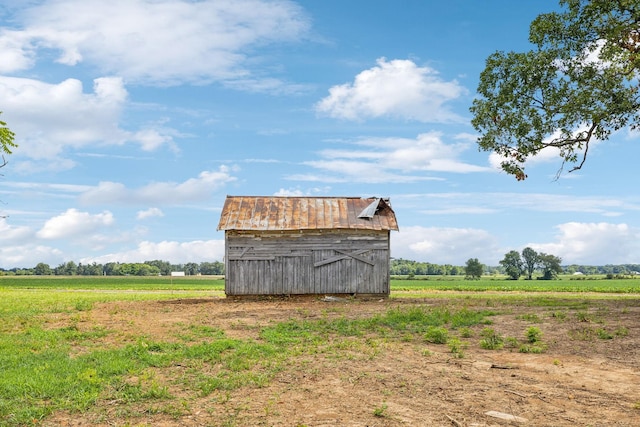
[225,229,391,295]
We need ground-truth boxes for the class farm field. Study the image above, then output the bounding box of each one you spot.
[1,276,640,426]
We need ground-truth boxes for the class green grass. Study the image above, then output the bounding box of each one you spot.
[0,289,220,334]
[0,275,225,290]
[3,274,640,293]
[391,277,640,293]
[0,284,500,426]
[0,276,640,294]
[0,276,638,425]
[0,331,282,424]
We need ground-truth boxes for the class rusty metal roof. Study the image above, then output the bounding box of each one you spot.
[217,196,399,231]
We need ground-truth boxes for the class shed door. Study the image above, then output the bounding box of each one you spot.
[313,249,375,294]
[280,254,313,294]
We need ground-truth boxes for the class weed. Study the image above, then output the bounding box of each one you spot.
[519,327,546,352]
[596,328,613,340]
[576,311,592,322]
[401,333,414,342]
[380,306,451,333]
[569,326,598,341]
[142,381,172,399]
[220,405,245,427]
[263,397,280,417]
[517,313,541,323]
[615,326,629,337]
[550,310,567,321]
[451,308,495,328]
[479,327,504,350]
[504,337,519,349]
[458,327,473,338]
[519,343,547,353]
[526,327,543,343]
[186,324,225,339]
[157,401,190,419]
[74,300,94,311]
[424,326,448,344]
[373,403,388,417]
[296,308,311,317]
[448,338,466,358]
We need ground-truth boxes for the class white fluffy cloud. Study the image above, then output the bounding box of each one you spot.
[391,222,640,266]
[290,160,441,184]
[528,222,640,265]
[36,208,115,240]
[316,58,466,122]
[0,0,309,86]
[391,225,502,265]
[0,76,178,172]
[0,218,34,244]
[79,166,237,205]
[0,244,64,268]
[395,192,637,217]
[290,132,490,183]
[83,239,226,265]
[0,0,309,171]
[273,187,331,196]
[137,208,164,220]
[0,76,128,159]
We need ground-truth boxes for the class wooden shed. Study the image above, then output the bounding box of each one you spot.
[217,196,399,296]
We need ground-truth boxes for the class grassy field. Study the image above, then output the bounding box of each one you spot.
[0,275,226,290]
[1,275,639,426]
[393,275,640,293]
[2,274,640,292]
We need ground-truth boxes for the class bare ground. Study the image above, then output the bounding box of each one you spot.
[44,293,640,426]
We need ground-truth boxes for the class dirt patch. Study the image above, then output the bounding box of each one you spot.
[44,294,640,426]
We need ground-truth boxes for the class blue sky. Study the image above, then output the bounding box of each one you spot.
[1,0,639,269]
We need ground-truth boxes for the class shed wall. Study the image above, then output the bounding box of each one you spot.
[224,230,391,295]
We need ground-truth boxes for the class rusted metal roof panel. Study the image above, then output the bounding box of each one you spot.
[217,196,399,231]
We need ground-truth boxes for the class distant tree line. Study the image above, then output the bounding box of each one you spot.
[1,257,639,277]
[563,264,640,275]
[391,257,640,279]
[0,260,225,276]
[390,259,463,276]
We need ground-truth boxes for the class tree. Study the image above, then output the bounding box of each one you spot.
[500,250,524,280]
[103,262,120,276]
[464,258,484,280]
[0,112,16,162]
[145,260,172,276]
[538,252,563,280]
[200,261,225,275]
[470,0,640,180]
[521,247,539,280]
[0,112,16,212]
[136,263,160,276]
[55,261,78,276]
[184,262,199,276]
[85,262,104,276]
[34,263,51,276]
